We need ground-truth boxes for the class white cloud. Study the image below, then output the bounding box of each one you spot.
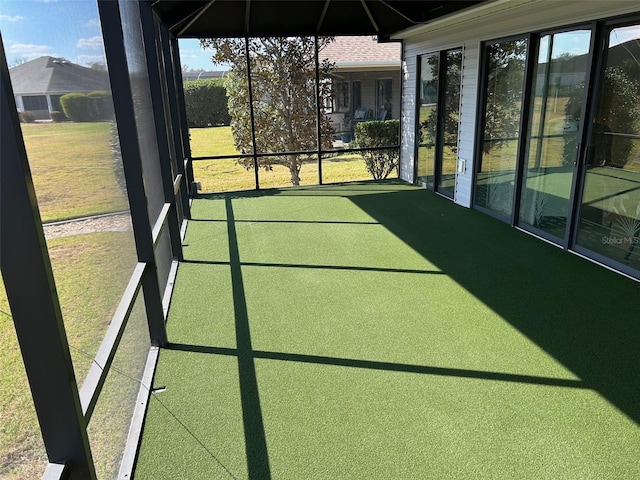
[0,15,25,22]
[77,36,103,50]
[7,43,55,59]
[77,54,106,66]
[85,18,101,28]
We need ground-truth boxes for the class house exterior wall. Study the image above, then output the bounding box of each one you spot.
[333,69,402,120]
[398,0,640,207]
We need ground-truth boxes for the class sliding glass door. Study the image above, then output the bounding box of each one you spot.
[437,49,462,198]
[472,19,639,278]
[416,49,462,197]
[416,53,439,188]
[519,29,592,240]
[474,38,528,218]
[574,22,640,271]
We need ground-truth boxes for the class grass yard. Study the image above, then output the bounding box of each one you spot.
[135,182,640,479]
[0,231,140,480]
[189,126,385,193]
[20,122,129,223]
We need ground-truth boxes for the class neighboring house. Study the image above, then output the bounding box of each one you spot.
[9,56,110,120]
[320,36,401,137]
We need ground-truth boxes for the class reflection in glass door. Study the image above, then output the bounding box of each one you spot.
[474,38,528,218]
[416,53,439,187]
[575,24,640,271]
[416,50,462,196]
[519,30,592,240]
[437,49,462,198]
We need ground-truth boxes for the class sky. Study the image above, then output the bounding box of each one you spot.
[178,39,221,71]
[0,0,218,70]
[1,0,638,70]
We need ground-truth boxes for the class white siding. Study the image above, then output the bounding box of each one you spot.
[400,55,416,182]
[454,43,479,207]
[398,0,640,206]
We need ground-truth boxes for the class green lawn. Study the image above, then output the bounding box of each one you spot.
[18,123,389,219]
[135,182,640,479]
[20,122,129,223]
[2,121,139,478]
[189,126,385,192]
[0,231,140,479]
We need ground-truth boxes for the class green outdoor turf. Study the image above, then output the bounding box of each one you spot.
[135,181,640,479]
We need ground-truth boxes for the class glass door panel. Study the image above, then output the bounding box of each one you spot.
[575,24,640,270]
[416,53,439,187]
[519,30,592,239]
[436,49,462,197]
[475,38,528,218]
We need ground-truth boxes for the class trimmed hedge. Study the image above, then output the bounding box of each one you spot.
[183,78,231,127]
[60,91,114,122]
[60,93,93,121]
[354,120,400,180]
[87,90,115,120]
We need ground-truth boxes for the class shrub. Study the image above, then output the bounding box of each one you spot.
[50,111,65,122]
[88,90,114,120]
[60,93,94,122]
[183,78,231,127]
[20,111,35,123]
[354,120,400,180]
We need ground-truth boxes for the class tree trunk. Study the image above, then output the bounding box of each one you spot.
[289,162,301,185]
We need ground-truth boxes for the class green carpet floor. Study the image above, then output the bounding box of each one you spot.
[134,181,640,479]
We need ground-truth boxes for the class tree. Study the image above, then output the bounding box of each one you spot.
[200,37,335,185]
[482,40,527,153]
[564,67,640,167]
[419,51,462,153]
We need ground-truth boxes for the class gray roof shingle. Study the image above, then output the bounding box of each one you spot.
[9,56,110,95]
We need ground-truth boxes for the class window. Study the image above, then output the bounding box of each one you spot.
[416,48,463,197]
[22,95,48,112]
[332,80,361,113]
[335,80,350,111]
[474,37,528,217]
[376,78,392,119]
[519,29,591,240]
[472,20,639,279]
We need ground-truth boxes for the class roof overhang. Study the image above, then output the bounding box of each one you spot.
[152,0,487,41]
[332,61,401,72]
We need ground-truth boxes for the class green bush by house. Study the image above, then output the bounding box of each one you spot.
[87,90,115,120]
[20,111,36,123]
[354,120,400,180]
[183,78,231,128]
[60,91,114,122]
[50,111,65,122]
